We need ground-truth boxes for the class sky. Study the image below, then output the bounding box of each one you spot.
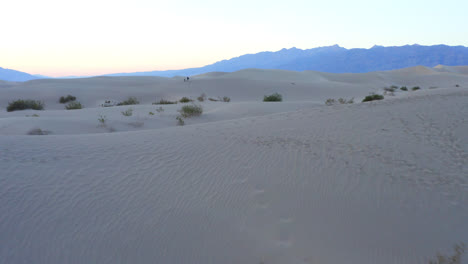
[1,0,467,77]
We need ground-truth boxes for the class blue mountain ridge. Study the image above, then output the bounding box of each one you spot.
[2,44,468,81]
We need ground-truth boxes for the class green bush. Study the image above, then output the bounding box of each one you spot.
[153,99,177,105]
[362,94,384,102]
[179,104,203,118]
[117,97,139,106]
[7,99,44,112]
[179,97,192,103]
[412,86,421,91]
[222,96,231,102]
[208,98,219,102]
[65,101,82,110]
[263,93,282,102]
[400,86,408,91]
[59,95,76,104]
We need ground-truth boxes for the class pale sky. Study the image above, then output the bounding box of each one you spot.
[1,0,467,77]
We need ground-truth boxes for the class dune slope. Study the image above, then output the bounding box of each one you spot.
[0,84,467,264]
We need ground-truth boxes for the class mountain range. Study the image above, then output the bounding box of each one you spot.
[0,67,42,82]
[2,44,468,81]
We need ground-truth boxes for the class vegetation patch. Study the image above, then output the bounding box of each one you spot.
[178,104,203,118]
[208,97,219,102]
[222,96,231,102]
[263,93,282,102]
[176,116,185,126]
[7,99,44,112]
[27,128,51,135]
[59,95,76,104]
[428,243,466,264]
[179,97,193,103]
[65,101,83,110]
[155,107,164,113]
[412,86,421,91]
[400,86,408,91]
[197,93,207,102]
[362,94,384,102]
[98,115,107,126]
[326,98,354,105]
[121,108,133,116]
[153,99,177,105]
[117,96,139,106]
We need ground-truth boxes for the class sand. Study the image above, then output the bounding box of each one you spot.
[0,66,467,263]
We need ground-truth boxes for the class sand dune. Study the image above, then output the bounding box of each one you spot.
[0,67,467,264]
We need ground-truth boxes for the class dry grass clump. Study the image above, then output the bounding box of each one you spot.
[428,243,466,264]
[176,116,185,126]
[121,108,133,116]
[325,98,354,105]
[27,128,51,135]
[65,101,82,110]
[197,93,207,102]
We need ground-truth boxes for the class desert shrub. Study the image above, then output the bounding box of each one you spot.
[197,93,206,102]
[412,86,421,91]
[27,128,51,135]
[153,99,177,105]
[263,93,282,102]
[176,116,185,126]
[338,97,354,104]
[7,99,44,112]
[155,107,164,113]
[222,96,231,102]
[325,98,336,105]
[65,101,82,110]
[208,97,219,102]
[178,104,203,118]
[326,98,353,105]
[428,243,466,264]
[98,115,107,126]
[117,96,139,106]
[121,108,133,116]
[400,86,408,91]
[59,95,76,104]
[179,97,192,103]
[455,84,460,87]
[362,94,384,102]
[149,112,155,115]
[384,87,396,92]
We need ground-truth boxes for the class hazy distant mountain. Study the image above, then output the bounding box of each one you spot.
[0,67,42,82]
[105,44,468,77]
